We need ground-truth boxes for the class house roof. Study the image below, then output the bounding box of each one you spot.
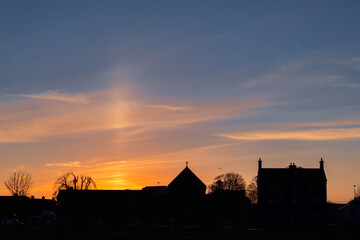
[339,196,360,211]
[168,165,206,191]
[258,167,327,182]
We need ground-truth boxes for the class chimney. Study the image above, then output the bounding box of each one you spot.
[289,162,297,169]
[258,158,262,170]
[320,158,324,170]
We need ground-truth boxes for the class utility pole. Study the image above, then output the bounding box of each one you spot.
[354,185,357,200]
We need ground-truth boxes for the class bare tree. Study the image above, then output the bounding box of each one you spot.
[4,169,33,197]
[79,175,96,190]
[53,172,96,197]
[246,176,258,204]
[208,172,246,194]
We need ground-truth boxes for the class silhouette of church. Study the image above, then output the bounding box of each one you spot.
[257,158,327,227]
[56,163,252,229]
[57,163,207,227]
[168,162,206,197]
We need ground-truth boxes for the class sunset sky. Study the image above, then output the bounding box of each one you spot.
[1,1,360,202]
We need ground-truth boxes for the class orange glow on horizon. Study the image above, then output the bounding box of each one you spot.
[0,86,358,204]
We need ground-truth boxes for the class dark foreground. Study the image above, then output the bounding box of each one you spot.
[2,227,360,240]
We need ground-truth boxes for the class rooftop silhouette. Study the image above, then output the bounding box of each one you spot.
[257,158,327,227]
[1,159,360,237]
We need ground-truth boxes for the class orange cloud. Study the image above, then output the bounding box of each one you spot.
[45,161,83,167]
[0,85,271,197]
[217,127,360,141]
[0,85,269,143]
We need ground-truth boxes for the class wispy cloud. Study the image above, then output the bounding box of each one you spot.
[217,120,360,141]
[150,105,191,111]
[45,161,83,167]
[329,82,360,88]
[95,161,127,166]
[0,85,269,143]
[18,91,91,104]
[217,128,360,141]
[335,57,360,70]
[241,60,342,91]
[239,53,360,98]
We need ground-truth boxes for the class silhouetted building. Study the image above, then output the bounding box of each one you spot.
[339,196,360,225]
[56,163,255,229]
[257,158,327,227]
[57,163,208,228]
[0,196,57,226]
[207,189,251,229]
[167,163,207,226]
[142,186,168,194]
[168,162,206,197]
[57,189,146,227]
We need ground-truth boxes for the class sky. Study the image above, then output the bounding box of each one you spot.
[1,0,360,202]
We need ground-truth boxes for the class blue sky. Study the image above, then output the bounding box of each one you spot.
[1,1,360,201]
[2,0,359,96]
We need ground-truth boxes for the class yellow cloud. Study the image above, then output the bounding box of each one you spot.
[45,161,83,167]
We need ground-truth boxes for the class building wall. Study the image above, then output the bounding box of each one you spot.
[258,168,327,227]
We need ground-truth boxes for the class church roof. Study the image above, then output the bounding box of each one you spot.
[168,164,206,192]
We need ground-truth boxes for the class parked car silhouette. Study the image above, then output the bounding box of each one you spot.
[0,218,24,227]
